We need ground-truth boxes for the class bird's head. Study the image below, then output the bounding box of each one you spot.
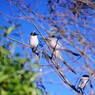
[82,75,89,80]
[30,32,38,36]
[82,75,89,78]
[44,36,54,42]
[45,35,56,41]
[48,35,56,38]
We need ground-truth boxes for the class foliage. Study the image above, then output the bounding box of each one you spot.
[0,44,43,95]
[0,25,15,36]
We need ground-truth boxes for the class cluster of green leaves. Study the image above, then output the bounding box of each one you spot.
[0,20,22,36]
[0,45,43,95]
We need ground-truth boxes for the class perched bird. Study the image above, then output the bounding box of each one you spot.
[77,75,89,94]
[50,48,76,74]
[46,35,80,56]
[29,32,39,54]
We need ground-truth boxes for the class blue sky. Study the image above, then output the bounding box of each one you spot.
[0,0,95,95]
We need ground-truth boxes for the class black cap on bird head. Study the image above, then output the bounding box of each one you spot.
[48,34,56,38]
[30,32,38,36]
[48,34,62,39]
[82,75,89,77]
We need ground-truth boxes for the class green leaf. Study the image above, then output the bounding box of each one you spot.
[0,26,8,32]
[1,89,7,95]
[0,73,8,82]
[6,25,15,35]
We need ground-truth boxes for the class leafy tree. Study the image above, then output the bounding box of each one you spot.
[0,27,45,95]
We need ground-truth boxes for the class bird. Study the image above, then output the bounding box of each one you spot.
[29,32,39,55]
[50,48,76,74]
[46,35,80,56]
[77,75,89,94]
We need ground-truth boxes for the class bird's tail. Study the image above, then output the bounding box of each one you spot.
[32,48,39,55]
[64,49,80,56]
[55,51,77,75]
[62,60,77,75]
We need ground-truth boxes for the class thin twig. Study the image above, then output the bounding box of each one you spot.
[0,33,30,48]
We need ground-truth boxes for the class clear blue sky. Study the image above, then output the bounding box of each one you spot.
[0,0,95,95]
